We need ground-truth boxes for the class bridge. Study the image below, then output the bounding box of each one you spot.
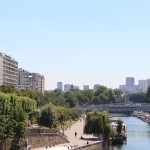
[84,103,150,113]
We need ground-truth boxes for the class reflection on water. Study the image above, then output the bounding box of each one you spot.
[90,114,150,150]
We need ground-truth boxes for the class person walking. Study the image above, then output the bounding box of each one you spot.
[75,132,77,138]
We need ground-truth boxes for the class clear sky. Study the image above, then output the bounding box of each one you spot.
[0,0,150,90]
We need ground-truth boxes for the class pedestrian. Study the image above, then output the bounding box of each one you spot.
[75,132,77,137]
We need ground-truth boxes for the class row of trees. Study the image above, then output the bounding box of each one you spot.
[146,86,150,103]
[0,84,123,108]
[2,84,150,109]
[39,103,82,129]
[0,85,38,149]
[129,93,146,103]
[0,93,37,115]
[41,86,123,108]
[129,86,150,103]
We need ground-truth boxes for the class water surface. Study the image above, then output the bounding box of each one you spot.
[90,115,150,150]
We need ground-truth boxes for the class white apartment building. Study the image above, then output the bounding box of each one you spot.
[18,68,31,89]
[0,52,18,87]
[29,73,45,93]
[18,68,45,93]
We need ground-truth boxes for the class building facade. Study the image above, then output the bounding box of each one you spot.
[18,68,45,93]
[64,84,71,92]
[28,73,45,93]
[83,85,89,91]
[120,77,146,94]
[93,84,100,91]
[126,77,135,86]
[147,79,150,89]
[138,80,147,93]
[18,68,30,89]
[57,82,63,90]
[73,85,79,90]
[0,52,18,87]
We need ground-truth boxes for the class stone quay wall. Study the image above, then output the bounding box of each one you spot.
[0,133,68,150]
[75,142,102,150]
[28,133,69,149]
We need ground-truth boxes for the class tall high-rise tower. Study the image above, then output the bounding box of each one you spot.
[138,80,147,93]
[126,77,135,86]
[57,82,63,90]
[83,85,89,90]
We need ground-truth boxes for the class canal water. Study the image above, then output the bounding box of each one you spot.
[90,114,150,150]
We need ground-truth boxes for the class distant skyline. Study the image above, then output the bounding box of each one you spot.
[0,0,150,90]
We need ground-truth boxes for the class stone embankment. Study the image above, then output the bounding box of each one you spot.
[0,133,68,150]
[28,133,69,149]
[32,118,102,150]
[132,111,150,124]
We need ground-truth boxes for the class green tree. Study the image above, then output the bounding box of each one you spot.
[0,85,16,94]
[104,123,114,139]
[94,86,107,97]
[106,89,116,103]
[76,92,85,106]
[28,110,40,124]
[0,108,27,150]
[99,94,108,103]
[114,89,122,102]
[92,96,101,105]
[116,120,123,136]
[40,104,57,128]
[12,122,27,150]
[71,106,83,120]
[129,93,146,103]
[54,106,71,133]
[81,89,94,104]
[84,111,113,139]
[53,89,63,97]
[0,116,14,150]
[51,97,66,107]
[146,86,150,103]
[11,107,28,123]
[64,91,79,108]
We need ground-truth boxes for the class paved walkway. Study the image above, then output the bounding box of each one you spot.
[32,118,101,150]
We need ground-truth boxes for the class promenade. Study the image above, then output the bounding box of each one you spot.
[32,117,101,150]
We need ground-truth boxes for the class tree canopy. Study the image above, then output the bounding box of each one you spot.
[146,86,150,103]
[84,111,114,138]
[0,109,27,150]
[129,93,146,103]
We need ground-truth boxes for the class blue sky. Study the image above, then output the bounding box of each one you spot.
[0,0,150,90]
